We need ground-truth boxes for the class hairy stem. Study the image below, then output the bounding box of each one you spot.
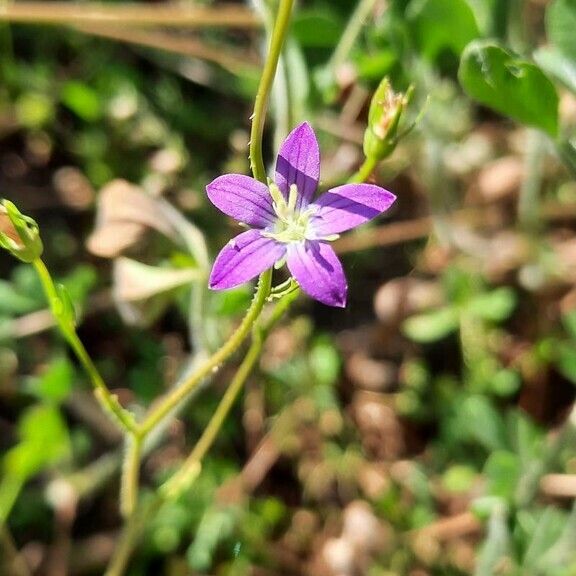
[106,288,299,576]
[138,269,272,437]
[349,155,378,183]
[249,0,294,183]
[32,259,137,434]
[120,435,143,519]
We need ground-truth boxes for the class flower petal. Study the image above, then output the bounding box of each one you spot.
[310,183,396,236]
[275,122,320,209]
[287,241,347,307]
[207,174,275,228]
[209,229,285,290]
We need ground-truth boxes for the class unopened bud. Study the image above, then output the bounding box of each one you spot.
[0,199,43,262]
[363,78,413,162]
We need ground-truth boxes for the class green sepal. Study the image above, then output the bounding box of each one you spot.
[0,199,43,263]
[363,79,414,162]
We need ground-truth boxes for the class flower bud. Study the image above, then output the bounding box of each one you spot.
[0,199,43,262]
[363,78,413,162]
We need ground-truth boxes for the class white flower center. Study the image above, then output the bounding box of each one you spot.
[263,183,318,243]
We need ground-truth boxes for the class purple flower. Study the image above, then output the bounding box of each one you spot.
[206,122,396,307]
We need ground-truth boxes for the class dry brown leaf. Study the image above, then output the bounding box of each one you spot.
[87,179,178,257]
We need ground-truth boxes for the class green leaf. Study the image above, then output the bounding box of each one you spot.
[460,395,508,451]
[3,405,70,479]
[562,310,576,340]
[534,46,576,95]
[468,287,516,322]
[309,336,340,387]
[522,507,567,570]
[547,0,576,60]
[186,507,238,571]
[484,450,520,500]
[556,341,576,384]
[0,280,38,315]
[60,81,103,122]
[402,307,459,343]
[442,465,477,493]
[407,0,480,61]
[292,9,343,48]
[458,41,559,136]
[15,92,54,129]
[28,356,74,404]
[490,369,521,397]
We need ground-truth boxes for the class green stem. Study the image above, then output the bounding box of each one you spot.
[141,0,295,438]
[106,288,299,576]
[161,329,264,499]
[349,156,377,183]
[161,287,300,499]
[138,269,272,437]
[120,435,143,519]
[104,498,161,576]
[32,259,137,434]
[249,0,294,183]
[107,2,297,570]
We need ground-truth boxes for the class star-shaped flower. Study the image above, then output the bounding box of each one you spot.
[206,122,396,307]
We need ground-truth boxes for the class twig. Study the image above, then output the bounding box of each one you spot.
[412,512,482,542]
[0,2,260,28]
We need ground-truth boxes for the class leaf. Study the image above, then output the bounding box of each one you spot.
[87,180,179,258]
[28,356,74,404]
[475,504,511,576]
[484,450,520,500]
[407,0,480,61]
[112,257,200,326]
[292,9,343,48]
[402,307,459,343]
[0,280,39,315]
[3,405,70,479]
[561,310,576,340]
[468,287,516,322]
[458,41,559,136]
[555,341,576,384]
[60,81,102,122]
[460,395,509,451]
[309,336,341,388]
[534,46,576,95]
[522,507,567,570]
[547,0,576,61]
[186,507,238,571]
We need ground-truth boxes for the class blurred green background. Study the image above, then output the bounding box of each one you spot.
[2,0,576,574]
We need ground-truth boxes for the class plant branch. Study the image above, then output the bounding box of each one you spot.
[32,259,137,434]
[138,269,272,437]
[0,2,259,28]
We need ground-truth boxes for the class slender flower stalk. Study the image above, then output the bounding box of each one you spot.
[105,285,299,576]
[32,259,138,434]
[138,269,271,436]
[208,122,396,307]
[249,0,295,183]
